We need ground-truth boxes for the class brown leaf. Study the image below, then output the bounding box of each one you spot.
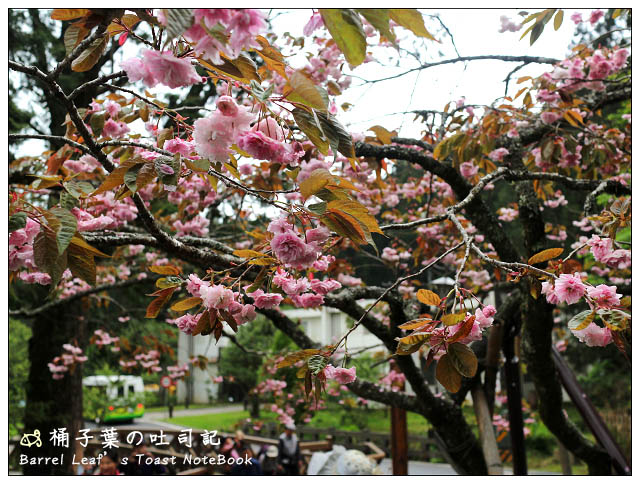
[145,287,177,318]
[436,354,461,393]
[71,35,109,72]
[447,342,478,378]
[398,318,433,330]
[397,332,431,346]
[447,316,475,344]
[528,247,564,265]
[149,265,181,276]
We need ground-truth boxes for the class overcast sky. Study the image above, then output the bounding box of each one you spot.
[12,8,596,156]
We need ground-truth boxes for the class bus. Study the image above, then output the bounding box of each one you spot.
[83,375,146,423]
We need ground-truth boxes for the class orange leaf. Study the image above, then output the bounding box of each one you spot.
[528,248,564,265]
[417,289,441,306]
[149,265,181,276]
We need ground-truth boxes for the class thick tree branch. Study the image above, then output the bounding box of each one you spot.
[9,278,150,318]
[9,133,91,155]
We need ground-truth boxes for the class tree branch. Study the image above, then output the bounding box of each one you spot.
[9,278,151,318]
[363,55,560,84]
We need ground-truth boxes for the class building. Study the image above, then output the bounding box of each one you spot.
[176,304,381,404]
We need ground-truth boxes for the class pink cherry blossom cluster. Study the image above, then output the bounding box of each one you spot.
[571,322,612,347]
[193,96,255,163]
[9,217,40,272]
[173,214,209,237]
[498,15,522,33]
[94,329,120,350]
[179,9,266,64]
[167,174,218,215]
[85,192,138,228]
[379,368,406,392]
[71,207,114,232]
[63,153,102,173]
[271,268,342,309]
[48,344,88,380]
[498,207,519,222]
[168,274,258,334]
[268,217,329,270]
[587,235,631,269]
[122,49,203,89]
[542,46,629,93]
[167,363,189,379]
[236,122,305,167]
[426,305,497,361]
[322,364,357,384]
[135,350,162,372]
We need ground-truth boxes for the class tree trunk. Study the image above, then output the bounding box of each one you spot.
[23,303,83,475]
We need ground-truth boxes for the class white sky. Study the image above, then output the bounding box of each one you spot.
[271,9,592,138]
[11,8,600,155]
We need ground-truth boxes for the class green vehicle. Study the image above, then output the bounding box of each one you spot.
[83,375,146,423]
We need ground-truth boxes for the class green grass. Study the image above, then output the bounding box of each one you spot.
[160,405,601,474]
[147,403,224,412]
[308,406,432,434]
[163,410,277,431]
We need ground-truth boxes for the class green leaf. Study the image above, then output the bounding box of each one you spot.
[389,9,435,40]
[292,108,329,155]
[314,110,355,158]
[123,163,141,194]
[90,112,106,138]
[64,180,95,199]
[441,312,466,326]
[162,9,194,47]
[9,212,27,232]
[155,276,183,289]
[33,229,68,288]
[50,207,78,255]
[447,342,478,378]
[568,310,596,331]
[59,191,78,210]
[529,22,545,45]
[288,70,328,110]
[319,9,367,66]
[307,355,328,376]
[357,9,395,42]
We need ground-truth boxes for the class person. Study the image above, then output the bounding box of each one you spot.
[230,447,262,476]
[233,430,249,455]
[94,449,121,476]
[278,422,301,475]
[219,436,238,475]
[118,441,168,476]
[258,445,279,476]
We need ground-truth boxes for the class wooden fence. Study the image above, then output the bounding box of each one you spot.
[241,421,446,463]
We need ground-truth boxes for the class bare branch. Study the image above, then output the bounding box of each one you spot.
[362,55,560,84]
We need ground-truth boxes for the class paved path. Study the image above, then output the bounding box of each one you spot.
[379,459,560,475]
[143,404,244,421]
